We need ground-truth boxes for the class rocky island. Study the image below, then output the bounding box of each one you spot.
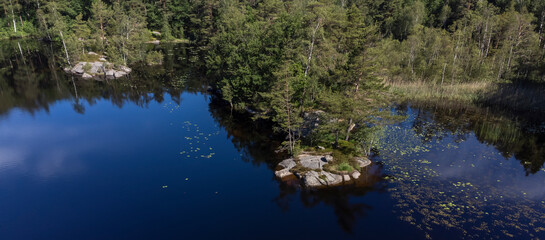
[64,52,132,80]
[275,153,372,188]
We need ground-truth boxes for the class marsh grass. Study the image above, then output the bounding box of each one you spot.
[389,81,545,120]
[388,81,491,103]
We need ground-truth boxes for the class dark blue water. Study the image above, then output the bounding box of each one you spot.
[0,41,544,239]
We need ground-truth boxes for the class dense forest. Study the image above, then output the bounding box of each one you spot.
[1,0,545,156]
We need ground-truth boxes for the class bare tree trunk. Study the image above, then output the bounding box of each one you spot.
[345,118,355,141]
[507,43,514,71]
[305,20,321,77]
[100,17,104,46]
[60,31,71,66]
[8,0,16,33]
[441,62,447,85]
[300,19,321,114]
[485,28,492,57]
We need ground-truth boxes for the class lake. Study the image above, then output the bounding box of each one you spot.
[0,41,544,239]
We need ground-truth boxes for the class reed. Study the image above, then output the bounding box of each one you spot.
[388,80,545,122]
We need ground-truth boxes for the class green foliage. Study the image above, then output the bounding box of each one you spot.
[336,162,354,172]
[146,51,164,65]
[83,62,92,73]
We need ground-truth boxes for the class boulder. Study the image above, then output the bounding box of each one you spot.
[343,174,351,181]
[114,71,127,78]
[119,66,132,73]
[72,63,85,74]
[82,73,92,79]
[355,158,372,168]
[275,169,294,178]
[351,170,361,179]
[88,52,99,56]
[278,159,296,170]
[275,158,297,179]
[105,70,115,77]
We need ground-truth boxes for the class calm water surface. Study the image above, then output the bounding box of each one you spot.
[0,41,544,239]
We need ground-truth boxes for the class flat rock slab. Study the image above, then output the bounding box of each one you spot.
[278,159,296,170]
[299,155,329,170]
[302,171,343,188]
[355,158,372,168]
[303,171,325,187]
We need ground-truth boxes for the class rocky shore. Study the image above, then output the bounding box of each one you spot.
[64,53,131,79]
[275,153,372,188]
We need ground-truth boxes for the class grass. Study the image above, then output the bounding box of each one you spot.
[388,80,545,122]
[80,53,102,62]
[388,80,492,104]
[337,162,354,172]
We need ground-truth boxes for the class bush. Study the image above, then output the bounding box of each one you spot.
[145,51,163,65]
[337,162,354,172]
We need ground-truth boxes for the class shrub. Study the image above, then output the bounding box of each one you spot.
[145,51,163,65]
[337,162,354,172]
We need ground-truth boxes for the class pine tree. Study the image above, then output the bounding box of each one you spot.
[91,0,112,49]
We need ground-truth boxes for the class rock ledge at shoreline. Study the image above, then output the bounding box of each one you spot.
[64,53,132,79]
[275,153,372,188]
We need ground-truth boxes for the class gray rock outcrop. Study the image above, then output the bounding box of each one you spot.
[65,60,131,80]
[299,155,330,170]
[275,152,372,189]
